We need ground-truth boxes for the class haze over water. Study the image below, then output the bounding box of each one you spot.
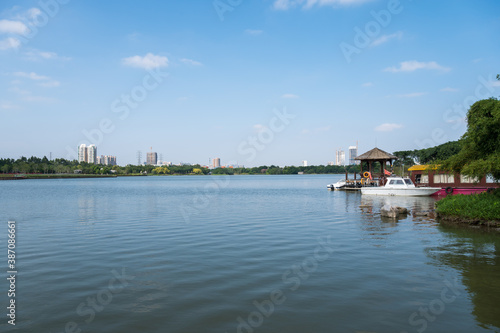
[1,175,499,333]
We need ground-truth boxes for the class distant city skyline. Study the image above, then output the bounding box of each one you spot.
[1,1,500,166]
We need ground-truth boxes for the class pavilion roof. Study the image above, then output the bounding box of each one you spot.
[355,147,398,161]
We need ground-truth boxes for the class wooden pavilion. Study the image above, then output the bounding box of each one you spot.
[355,147,398,179]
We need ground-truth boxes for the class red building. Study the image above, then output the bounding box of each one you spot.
[408,165,499,195]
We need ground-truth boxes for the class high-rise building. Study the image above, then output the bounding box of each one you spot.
[98,155,117,166]
[107,156,117,166]
[349,144,359,165]
[77,144,97,164]
[78,144,87,163]
[147,152,158,165]
[212,158,221,168]
[302,160,308,167]
[335,149,345,166]
[87,144,97,164]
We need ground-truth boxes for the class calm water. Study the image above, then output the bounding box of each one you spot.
[1,175,499,333]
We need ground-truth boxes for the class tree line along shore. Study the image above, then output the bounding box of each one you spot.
[0,157,363,177]
[1,95,499,226]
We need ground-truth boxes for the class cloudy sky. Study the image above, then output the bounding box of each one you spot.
[1,0,499,166]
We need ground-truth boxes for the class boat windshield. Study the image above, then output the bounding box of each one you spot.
[404,179,413,185]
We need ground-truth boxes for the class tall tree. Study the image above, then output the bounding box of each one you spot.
[441,97,500,180]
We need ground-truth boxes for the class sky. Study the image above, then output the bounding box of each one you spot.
[1,0,500,167]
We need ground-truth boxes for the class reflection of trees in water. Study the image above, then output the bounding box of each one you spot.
[426,224,500,330]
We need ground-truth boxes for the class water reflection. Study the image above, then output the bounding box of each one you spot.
[357,195,440,245]
[427,223,500,331]
[360,195,438,216]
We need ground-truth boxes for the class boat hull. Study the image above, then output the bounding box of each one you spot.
[432,187,491,196]
[361,187,441,196]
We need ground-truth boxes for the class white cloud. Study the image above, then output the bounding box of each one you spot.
[273,0,372,10]
[362,82,373,87]
[9,86,31,95]
[281,93,299,99]
[491,80,500,87]
[300,128,310,135]
[24,49,71,61]
[384,60,451,73]
[316,125,331,132]
[0,37,20,50]
[371,31,403,47]
[445,117,466,125]
[13,71,60,88]
[38,80,60,88]
[397,92,427,98]
[441,87,459,92]
[245,29,263,36]
[127,32,141,41]
[0,102,19,110]
[14,71,50,80]
[0,19,28,35]
[180,58,202,66]
[253,124,268,133]
[8,85,56,103]
[274,0,293,10]
[23,95,56,103]
[122,53,169,70]
[375,123,403,132]
[27,8,41,20]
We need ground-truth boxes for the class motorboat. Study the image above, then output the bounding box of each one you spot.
[361,176,441,196]
[327,179,346,190]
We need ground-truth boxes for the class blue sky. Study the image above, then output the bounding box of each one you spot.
[1,0,499,166]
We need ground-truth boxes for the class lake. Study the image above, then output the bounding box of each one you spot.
[1,175,499,333]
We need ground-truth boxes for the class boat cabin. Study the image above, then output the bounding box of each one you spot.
[385,177,415,188]
[408,165,499,195]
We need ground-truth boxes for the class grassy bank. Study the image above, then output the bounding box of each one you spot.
[436,190,500,225]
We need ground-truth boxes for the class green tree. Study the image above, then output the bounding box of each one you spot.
[1,164,10,173]
[441,98,500,180]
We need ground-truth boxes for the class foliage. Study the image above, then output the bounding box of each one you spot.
[441,98,500,180]
[393,140,462,166]
[1,156,364,176]
[436,190,500,221]
[209,164,361,175]
[152,166,172,175]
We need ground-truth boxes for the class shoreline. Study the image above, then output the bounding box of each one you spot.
[0,174,118,180]
[437,213,500,230]
[0,173,345,180]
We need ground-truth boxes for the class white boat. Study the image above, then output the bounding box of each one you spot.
[361,177,440,196]
[327,179,346,190]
